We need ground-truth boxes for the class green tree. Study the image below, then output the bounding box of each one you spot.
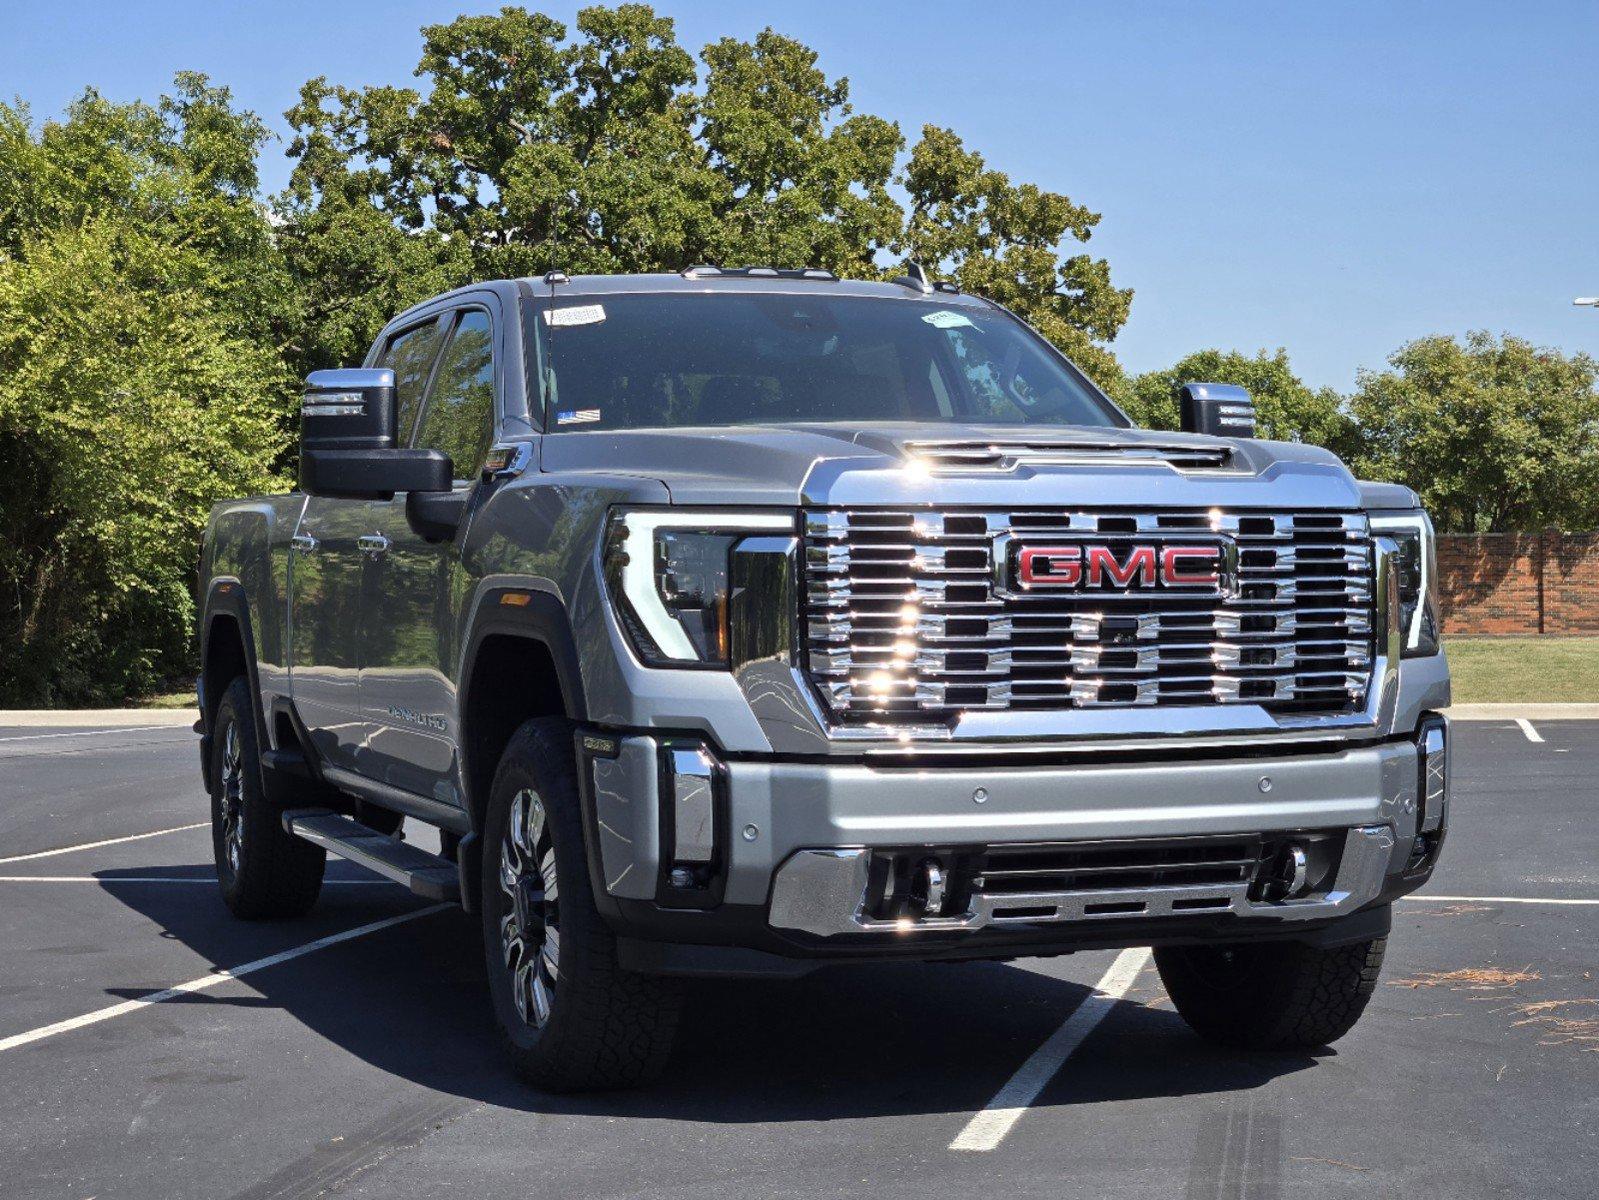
[0,79,291,704]
[1349,332,1599,532]
[1115,348,1357,456]
[279,4,1131,385]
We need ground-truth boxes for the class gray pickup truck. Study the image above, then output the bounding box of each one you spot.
[197,266,1449,1091]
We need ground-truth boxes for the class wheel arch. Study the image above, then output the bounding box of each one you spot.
[199,579,269,793]
[457,582,588,837]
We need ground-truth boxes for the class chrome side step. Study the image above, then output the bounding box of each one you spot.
[281,809,460,902]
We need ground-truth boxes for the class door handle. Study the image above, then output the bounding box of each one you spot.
[290,534,319,554]
[357,534,392,555]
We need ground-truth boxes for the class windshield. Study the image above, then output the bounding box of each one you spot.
[530,292,1125,431]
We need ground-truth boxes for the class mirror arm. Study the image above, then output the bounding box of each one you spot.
[405,487,470,542]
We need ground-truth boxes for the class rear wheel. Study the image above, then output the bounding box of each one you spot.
[210,676,325,919]
[1155,936,1387,1051]
[480,717,681,1091]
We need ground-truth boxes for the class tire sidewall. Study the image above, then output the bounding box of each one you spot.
[209,675,324,918]
[210,680,254,904]
[480,727,580,1059]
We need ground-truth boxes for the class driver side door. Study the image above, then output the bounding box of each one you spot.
[358,304,499,802]
[287,314,448,769]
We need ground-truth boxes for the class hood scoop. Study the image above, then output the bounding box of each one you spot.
[903,438,1235,473]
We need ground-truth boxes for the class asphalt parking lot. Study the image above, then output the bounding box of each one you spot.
[0,719,1594,1199]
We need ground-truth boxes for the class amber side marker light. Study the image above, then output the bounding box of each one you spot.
[500,591,533,608]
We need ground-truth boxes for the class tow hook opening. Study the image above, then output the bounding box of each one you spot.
[1262,842,1311,901]
[867,850,978,922]
[910,858,947,918]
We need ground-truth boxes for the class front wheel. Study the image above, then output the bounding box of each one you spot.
[1155,936,1387,1051]
[480,717,682,1091]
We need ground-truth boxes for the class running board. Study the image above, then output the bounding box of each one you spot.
[282,809,460,902]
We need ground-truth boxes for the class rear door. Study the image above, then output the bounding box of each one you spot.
[287,314,448,770]
[358,302,500,801]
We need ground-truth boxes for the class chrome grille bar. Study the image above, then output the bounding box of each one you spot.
[802,508,1375,720]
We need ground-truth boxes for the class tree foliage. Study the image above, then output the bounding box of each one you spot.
[278,4,1131,384]
[1350,332,1599,532]
[1116,347,1357,458]
[0,78,291,704]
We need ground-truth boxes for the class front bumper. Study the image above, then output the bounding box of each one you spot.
[578,717,1449,965]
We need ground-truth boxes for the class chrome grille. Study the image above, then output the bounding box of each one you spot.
[802,508,1374,721]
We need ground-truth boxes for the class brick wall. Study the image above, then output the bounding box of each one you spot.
[1436,532,1599,636]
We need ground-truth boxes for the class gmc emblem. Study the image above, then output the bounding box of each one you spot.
[996,536,1237,598]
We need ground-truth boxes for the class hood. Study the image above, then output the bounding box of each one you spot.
[537,422,1366,510]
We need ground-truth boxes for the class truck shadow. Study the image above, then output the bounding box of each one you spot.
[97,866,1320,1123]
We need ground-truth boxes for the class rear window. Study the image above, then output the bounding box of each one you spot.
[531,293,1121,431]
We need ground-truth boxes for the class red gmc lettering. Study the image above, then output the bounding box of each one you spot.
[1085,545,1157,587]
[1015,542,1224,591]
[1160,545,1221,587]
[1017,546,1082,586]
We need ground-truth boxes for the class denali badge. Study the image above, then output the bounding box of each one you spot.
[996,535,1237,599]
[387,704,448,732]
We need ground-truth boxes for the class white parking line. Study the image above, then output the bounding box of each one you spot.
[0,904,449,1054]
[1515,718,1544,743]
[950,946,1152,1152]
[1403,893,1599,906]
[0,726,192,743]
[0,876,393,885]
[0,823,208,865]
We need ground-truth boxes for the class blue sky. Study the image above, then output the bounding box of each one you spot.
[4,1,1596,390]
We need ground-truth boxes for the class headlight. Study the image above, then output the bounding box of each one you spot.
[1371,511,1440,657]
[603,510,795,667]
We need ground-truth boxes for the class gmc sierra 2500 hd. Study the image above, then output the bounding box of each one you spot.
[197,266,1449,1091]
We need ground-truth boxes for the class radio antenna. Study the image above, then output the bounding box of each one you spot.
[541,193,573,429]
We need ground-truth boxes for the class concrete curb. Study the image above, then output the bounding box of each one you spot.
[1442,703,1599,721]
[0,709,196,728]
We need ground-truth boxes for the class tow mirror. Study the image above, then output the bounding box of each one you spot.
[1179,382,1256,439]
[298,369,452,500]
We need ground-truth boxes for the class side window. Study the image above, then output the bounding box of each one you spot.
[414,309,495,479]
[377,316,448,445]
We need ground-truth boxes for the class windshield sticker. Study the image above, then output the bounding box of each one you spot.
[556,408,602,425]
[921,309,975,330]
[545,304,607,327]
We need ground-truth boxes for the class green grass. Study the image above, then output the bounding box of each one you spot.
[138,690,197,710]
[1445,637,1599,704]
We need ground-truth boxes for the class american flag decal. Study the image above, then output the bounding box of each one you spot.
[556,408,602,425]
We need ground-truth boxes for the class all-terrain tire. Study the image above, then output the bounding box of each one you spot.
[1154,936,1387,1051]
[210,675,326,919]
[480,717,682,1091]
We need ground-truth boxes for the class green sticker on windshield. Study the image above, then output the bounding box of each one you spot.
[921,309,975,330]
